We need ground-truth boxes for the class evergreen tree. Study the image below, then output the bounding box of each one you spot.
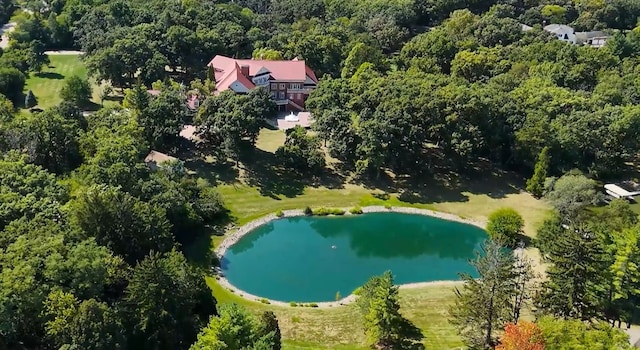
[449,240,527,349]
[24,90,37,108]
[355,271,423,349]
[535,225,607,320]
[526,146,550,198]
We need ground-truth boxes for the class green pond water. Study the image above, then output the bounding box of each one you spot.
[221,212,487,302]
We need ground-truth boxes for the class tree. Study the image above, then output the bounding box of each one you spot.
[190,304,280,350]
[24,90,37,108]
[69,184,174,264]
[536,316,633,350]
[43,290,124,350]
[0,67,26,104]
[252,48,283,60]
[535,225,606,320]
[544,173,600,221]
[526,146,550,198]
[137,88,186,148]
[450,240,528,349]
[126,250,216,350]
[341,42,386,78]
[486,208,524,248]
[275,125,326,174]
[61,75,92,106]
[0,154,67,230]
[496,322,544,350]
[355,271,423,349]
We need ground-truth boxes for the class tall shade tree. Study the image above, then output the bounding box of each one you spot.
[69,184,174,264]
[486,208,524,248]
[355,271,423,349]
[450,240,531,349]
[137,88,187,149]
[126,250,216,350]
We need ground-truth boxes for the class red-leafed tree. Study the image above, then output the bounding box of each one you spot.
[497,321,544,350]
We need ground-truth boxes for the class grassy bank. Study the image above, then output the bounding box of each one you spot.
[200,129,552,349]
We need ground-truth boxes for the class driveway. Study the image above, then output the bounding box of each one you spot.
[0,22,16,49]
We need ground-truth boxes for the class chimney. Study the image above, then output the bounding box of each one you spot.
[240,65,250,77]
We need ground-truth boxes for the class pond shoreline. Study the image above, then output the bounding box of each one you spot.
[213,206,485,308]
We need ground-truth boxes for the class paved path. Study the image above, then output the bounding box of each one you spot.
[0,22,16,49]
[625,327,640,347]
[44,50,84,55]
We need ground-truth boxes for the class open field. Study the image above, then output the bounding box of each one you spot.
[23,54,88,109]
[195,128,553,349]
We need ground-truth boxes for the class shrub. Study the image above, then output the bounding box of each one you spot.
[275,209,284,217]
[384,203,392,209]
[24,90,37,108]
[309,303,318,308]
[289,302,298,307]
[291,316,301,323]
[303,206,312,215]
[486,208,524,248]
[350,206,363,214]
[313,208,345,216]
[259,298,271,304]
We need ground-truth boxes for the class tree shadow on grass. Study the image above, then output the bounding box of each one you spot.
[34,71,64,80]
[239,146,346,199]
[396,317,426,350]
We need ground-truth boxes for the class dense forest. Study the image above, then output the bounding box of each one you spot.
[2,0,640,348]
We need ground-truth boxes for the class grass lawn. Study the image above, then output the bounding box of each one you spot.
[23,54,96,109]
[195,128,553,350]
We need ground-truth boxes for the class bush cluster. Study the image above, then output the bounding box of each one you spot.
[349,206,363,214]
[313,207,346,216]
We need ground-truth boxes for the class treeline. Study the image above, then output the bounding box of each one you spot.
[0,87,236,348]
[308,8,640,178]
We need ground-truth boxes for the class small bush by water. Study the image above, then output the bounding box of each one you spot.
[275,209,284,217]
[349,206,363,214]
[313,207,345,216]
[289,301,298,307]
[303,206,312,215]
[259,298,271,304]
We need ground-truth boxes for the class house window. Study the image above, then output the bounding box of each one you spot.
[290,83,301,90]
[279,83,286,90]
[270,83,277,90]
[278,91,285,100]
[271,91,277,99]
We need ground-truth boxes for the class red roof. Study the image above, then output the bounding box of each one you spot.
[208,55,318,92]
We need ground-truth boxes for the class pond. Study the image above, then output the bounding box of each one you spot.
[220,212,487,302]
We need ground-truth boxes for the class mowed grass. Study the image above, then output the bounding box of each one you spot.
[200,123,553,349]
[23,54,88,109]
[208,277,463,350]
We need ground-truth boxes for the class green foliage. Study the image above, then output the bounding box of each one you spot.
[0,67,26,104]
[275,209,284,217]
[526,146,550,198]
[24,90,37,108]
[289,302,298,307]
[60,75,92,106]
[0,154,67,230]
[349,206,363,214]
[135,86,187,148]
[535,225,606,320]
[275,125,326,174]
[190,304,281,350]
[356,271,423,348]
[537,316,633,350]
[69,184,175,264]
[312,207,345,216]
[486,208,524,248]
[544,173,600,221]
[450,240,531,349]
[126,250,216,349]
[303,206,312,216]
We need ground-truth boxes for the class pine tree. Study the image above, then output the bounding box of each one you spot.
[535,225,607,320]
[24,90,37,108]
[526,147,550,198]
[355,271,423,348]
[449,240,526,349]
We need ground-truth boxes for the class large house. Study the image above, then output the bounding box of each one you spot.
[541,24,610,47]
[207,55,318,111]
